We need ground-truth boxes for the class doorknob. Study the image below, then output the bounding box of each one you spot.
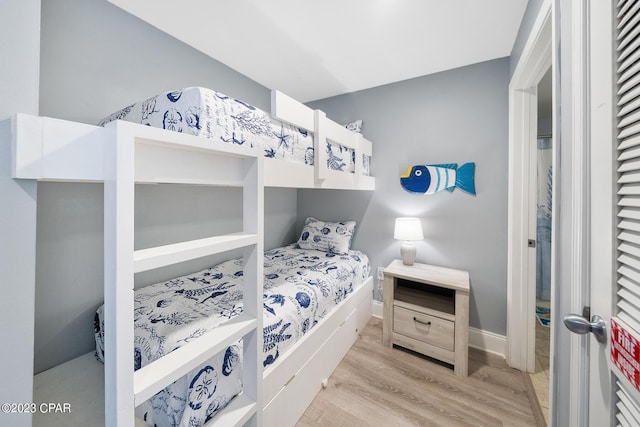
[563,314,607,343]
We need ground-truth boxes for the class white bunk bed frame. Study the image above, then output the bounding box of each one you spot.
[269,91,374,190]
[0,91,374,427]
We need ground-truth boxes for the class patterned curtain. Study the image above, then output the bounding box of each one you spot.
[536,137,553,302]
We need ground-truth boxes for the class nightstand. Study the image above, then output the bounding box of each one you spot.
[382,259,470,376]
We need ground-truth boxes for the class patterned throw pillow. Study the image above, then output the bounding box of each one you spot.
[344,120,363,133]
[297,217,356,254]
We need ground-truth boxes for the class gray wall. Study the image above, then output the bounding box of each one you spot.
[34,0,297,373]
[0,2,41,417]
[0,0,40,116]
[538,67,553,135]
[538,110,552,136]
[304,58,510,335]
[39,0,270,123]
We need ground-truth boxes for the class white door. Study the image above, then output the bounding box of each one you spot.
[564,1,640,425]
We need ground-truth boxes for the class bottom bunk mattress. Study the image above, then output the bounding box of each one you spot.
[94,244,370,426]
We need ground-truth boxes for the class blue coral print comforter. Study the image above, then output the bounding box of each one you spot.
[98,87,370,175]
[94,244,370,427]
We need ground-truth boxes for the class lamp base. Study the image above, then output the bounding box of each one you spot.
[400,241,416,266]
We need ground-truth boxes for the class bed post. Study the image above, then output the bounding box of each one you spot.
[0,116,37,427]
[103,122,135,426]
[243,156,264,426]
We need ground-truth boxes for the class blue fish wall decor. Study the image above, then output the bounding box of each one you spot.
[400,163,476,196]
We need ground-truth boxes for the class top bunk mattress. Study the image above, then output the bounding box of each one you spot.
[98,87,370,175]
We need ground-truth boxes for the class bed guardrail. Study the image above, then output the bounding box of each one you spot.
[270,90,374,190]
[270,90,314,133]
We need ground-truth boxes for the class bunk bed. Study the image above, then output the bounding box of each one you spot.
[0,89,375,427]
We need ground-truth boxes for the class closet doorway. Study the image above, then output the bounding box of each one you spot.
[529,66,552,423]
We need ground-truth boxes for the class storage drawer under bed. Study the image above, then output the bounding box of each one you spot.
[262,277,373,426]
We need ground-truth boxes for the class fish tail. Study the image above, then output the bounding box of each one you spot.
[455,163,476,195]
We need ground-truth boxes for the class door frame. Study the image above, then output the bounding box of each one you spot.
[587,0,615,424]
[562,1,590,424]
[509,1,614,425]
[506,0,552,374]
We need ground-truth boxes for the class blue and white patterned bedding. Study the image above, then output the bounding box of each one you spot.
[94,244,370,427]
[98,87,371,175]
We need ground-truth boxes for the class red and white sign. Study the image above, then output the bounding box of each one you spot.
[611,317,640,392]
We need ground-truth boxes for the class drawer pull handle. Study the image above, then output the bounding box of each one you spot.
[413,317,431,326]
[284,374,296,386]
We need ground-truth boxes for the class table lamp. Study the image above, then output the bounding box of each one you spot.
[394,217,424,266]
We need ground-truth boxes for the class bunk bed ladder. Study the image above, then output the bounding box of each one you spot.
[103,121,264,427]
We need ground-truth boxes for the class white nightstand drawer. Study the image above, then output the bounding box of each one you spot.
[393,306,454,351]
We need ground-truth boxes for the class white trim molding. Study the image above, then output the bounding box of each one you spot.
[371,300,383,319]
[567,1,590,425]
[587,0,615,424]
[469,328,507,358]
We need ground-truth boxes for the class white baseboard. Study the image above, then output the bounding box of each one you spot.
[469,327,506,358]
[371,300,383,318]
[372,300,506,358]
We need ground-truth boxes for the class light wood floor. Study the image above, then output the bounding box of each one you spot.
[529,320,551,424]
[297,317,538,427]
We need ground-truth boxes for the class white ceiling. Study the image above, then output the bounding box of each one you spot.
[109,0,529,102]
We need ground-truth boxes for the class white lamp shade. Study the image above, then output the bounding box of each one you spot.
[394,217,424,241]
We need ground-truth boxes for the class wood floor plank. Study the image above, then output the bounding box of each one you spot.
[297,318,537,427]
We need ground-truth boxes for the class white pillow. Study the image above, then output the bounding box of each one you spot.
[297,217,356,254]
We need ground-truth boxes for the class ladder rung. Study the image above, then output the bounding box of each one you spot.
[203,393,257,427]
[133,314,257,405]
[134,233,257,273]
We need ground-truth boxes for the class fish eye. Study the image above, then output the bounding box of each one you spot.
[415,170,422,177]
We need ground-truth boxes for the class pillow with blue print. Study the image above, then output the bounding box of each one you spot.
[297,217,356,255]
[344,120,363,133]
